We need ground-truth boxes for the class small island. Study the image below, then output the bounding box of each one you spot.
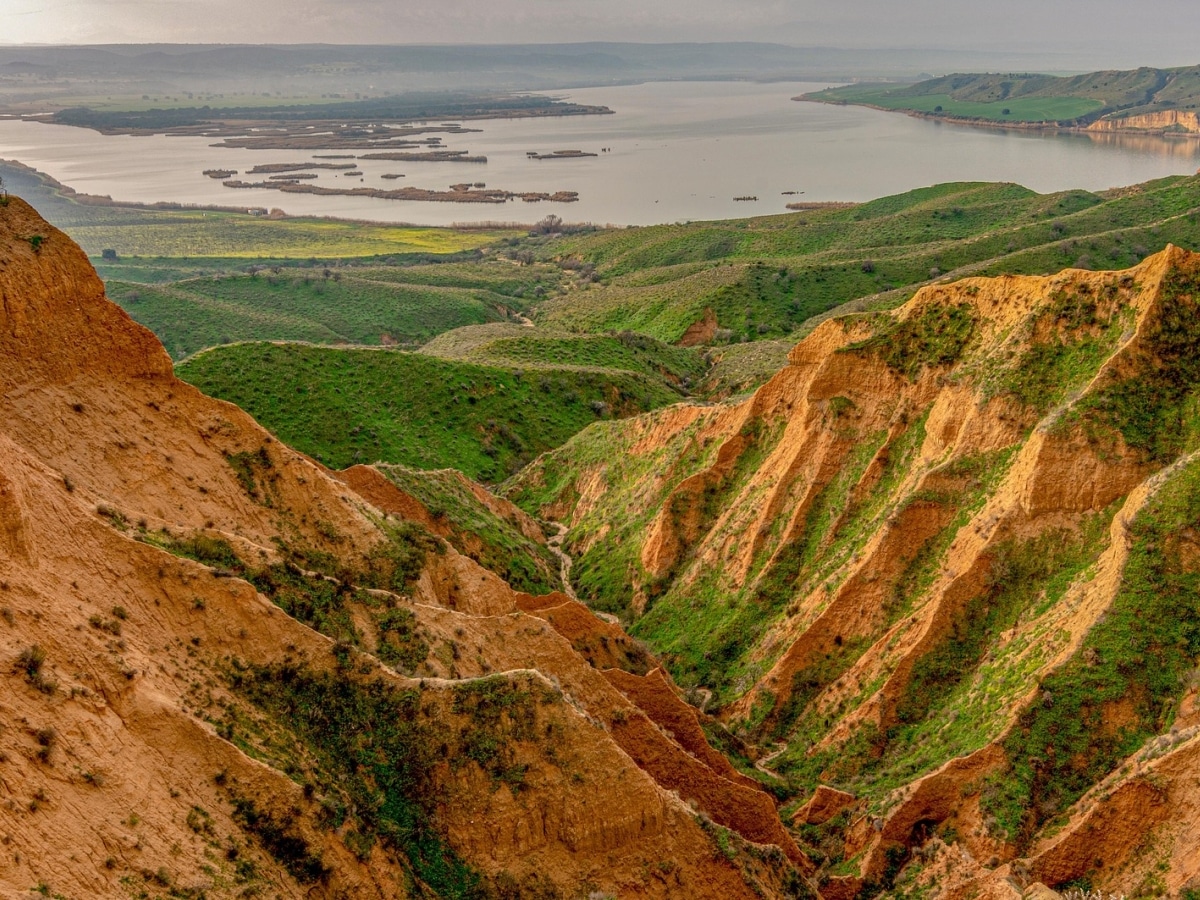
[526,150,599,160]
[358,150,487,163]
[220,179,579,204]
[248,162,357,174]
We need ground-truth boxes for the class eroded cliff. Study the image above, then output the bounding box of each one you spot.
[0,198,808,898]
[512,245,1200,897]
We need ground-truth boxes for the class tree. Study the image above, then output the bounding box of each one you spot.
[531,214,563,235]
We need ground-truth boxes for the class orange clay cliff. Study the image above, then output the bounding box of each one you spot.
[0,198,805,898]
[511,239,1200,898]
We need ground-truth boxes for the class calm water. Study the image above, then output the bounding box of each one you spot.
[1,80,1197,226]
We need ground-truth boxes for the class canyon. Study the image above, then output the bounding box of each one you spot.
[4,194,1200,898]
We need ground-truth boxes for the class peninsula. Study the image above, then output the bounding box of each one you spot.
[801,64,1200,134]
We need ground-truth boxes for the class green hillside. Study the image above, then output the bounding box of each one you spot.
[421,325,707,386]
[176,343,686,481]
[806,64,1200,125]
[374,463,561,595]
[527,176,1200,342]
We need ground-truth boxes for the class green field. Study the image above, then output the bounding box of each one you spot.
[108,266,541,359]
[816,84,1102,122]
[176,343,688,481]
[71,213,514,259]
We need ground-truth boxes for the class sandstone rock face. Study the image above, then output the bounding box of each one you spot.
[1088,109,1200,134]
[0,199,802,897]
[515,244,1200,897]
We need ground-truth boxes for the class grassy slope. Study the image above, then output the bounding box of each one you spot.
[813,84,1102,122]
[530,176,1200,343]
[422,326,707,384]
[177,342,686,482]
[809,64,1200,124]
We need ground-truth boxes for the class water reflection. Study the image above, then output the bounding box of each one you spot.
[1078,130,1200,160]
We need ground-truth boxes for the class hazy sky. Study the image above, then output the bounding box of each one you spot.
[3,0,1197,66]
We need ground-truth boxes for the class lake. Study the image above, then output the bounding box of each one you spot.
[1,80,1197,227]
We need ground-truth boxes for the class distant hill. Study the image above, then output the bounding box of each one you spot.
[0,43,1084,100]
[805,64,1200,131]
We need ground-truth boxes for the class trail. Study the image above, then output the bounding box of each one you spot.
[754,742,788,780]
[547,521,577,600]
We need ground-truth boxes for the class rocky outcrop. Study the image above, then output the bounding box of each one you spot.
[792,786,857,826]
[1088,109,1200,134]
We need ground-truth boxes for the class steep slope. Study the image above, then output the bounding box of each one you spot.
[510,245,1200,896]
[0,197,809,898]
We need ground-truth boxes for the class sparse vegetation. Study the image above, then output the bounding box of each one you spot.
[376,463,561,593]
[231,661,487,897]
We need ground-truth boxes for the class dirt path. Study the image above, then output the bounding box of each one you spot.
[547,522,577,600]
[754,742,788,780]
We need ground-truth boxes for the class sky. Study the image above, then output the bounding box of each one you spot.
[2,0,1198,67]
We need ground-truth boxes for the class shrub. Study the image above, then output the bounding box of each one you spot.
[229,794,328,884]
[35,727,56,763]
[17,645,46,679]
[17,645,56,694]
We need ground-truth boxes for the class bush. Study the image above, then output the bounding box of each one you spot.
[17,645,56,695]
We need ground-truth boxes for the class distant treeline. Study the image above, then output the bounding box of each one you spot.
[53,93,612,131]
